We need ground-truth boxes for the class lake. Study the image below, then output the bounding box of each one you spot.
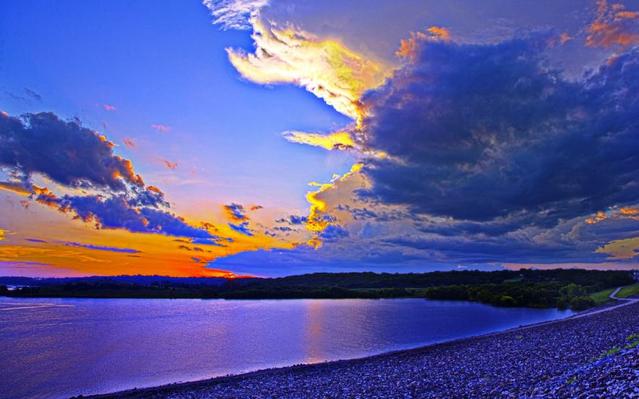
[0,297,572,398]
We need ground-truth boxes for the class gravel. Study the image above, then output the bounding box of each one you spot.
[90,301,639,399]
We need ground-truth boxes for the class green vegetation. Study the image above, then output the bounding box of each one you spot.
[617,283,639,298]
[589,287,615,305]
[625,333,639,349]
[1,269,634,311]
[416,281,601,310]
[595,333,639,360]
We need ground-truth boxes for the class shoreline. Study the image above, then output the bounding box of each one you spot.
[87,296,638,398]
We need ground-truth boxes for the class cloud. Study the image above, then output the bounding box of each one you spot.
[356,35,639,227]
[123,138,136,149]
[228,221,253,236]
[64,241,141,254]
[318,225,349,241]
[101,104,117,112]
[24,88,42,102]
[586,0,639,48]
[5,88,42,103]
[0,111,233,245]
[202,0,269,30]
[283,130,355,151]
[162,160,178,170]
[304,163,367,248]
[57,195,217,240]
[224,203,247,221]
[0,181,32,195]
[0,112,144,191]
[597,236,639,259]
[225,17,390,121]
[396,26,452,59]
[151,123,171,133]
[276,215,308,225]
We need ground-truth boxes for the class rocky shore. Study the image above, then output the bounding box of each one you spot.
[92,300,639,399]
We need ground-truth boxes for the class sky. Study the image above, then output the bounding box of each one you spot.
[1,0,639,277]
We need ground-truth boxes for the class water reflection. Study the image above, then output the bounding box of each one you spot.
[0,297,572,399]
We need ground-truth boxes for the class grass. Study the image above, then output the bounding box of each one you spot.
[589,288,615,305]
[617,283,639,298]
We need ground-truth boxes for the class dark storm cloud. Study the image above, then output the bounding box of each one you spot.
[359,37,639,226]
[0,110,230,247]
[0,112,144,190]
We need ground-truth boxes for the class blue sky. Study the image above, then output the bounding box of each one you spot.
[1,0,639,277]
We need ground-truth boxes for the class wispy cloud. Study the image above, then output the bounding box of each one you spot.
[123,137,136,149]
[64,241,141,254]
[5,88,42,103]
[162,159,178,170]
[151,123,171,133]
[101,104,117,112]
[202,0,269,30]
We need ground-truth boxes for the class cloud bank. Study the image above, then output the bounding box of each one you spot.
[358,36,639,229]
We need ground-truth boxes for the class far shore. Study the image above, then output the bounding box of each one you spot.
[86,295,639,399]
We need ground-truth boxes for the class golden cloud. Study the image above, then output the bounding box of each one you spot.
[596,236,639,259]
[226,17,390,123]
[283,130,355,151]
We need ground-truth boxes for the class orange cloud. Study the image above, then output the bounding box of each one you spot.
[586,0,639,47]
[123,137,136,149]
[162,160,178,170]
[585,210,607,224]
[0,181,32,195]
[620,207,639,216]
[397,26,452,59]
[585,206,639,224]
[559,32,572,44]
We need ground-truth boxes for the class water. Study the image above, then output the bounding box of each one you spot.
[0,297,572,399]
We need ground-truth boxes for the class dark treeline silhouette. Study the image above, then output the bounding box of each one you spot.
[1,269,634,310]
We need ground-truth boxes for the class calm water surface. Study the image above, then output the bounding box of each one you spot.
[0,297,572,399]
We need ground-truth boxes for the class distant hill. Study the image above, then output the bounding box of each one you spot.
[1,269,635,311]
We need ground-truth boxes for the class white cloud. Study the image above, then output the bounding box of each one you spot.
[202,0,269,30]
